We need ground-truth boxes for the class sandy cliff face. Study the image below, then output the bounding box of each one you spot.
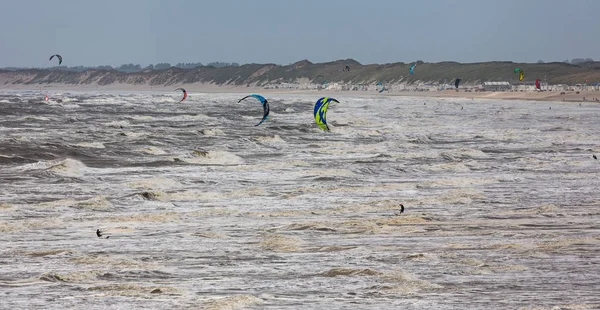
[1,59,599,88]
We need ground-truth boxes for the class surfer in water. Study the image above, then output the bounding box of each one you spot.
[394,204,404,216]
[96,229,109,239]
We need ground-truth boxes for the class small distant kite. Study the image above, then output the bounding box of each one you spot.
[535,79,540,90]
[514,68,524,81]
[49,54,62,65]
[455,78,461,89]
[175,88,187,102]
[409,63,417,75]
[313,75,327,85]
[343,65,350,72]
[314,97,339,131]
[376,81,385,93]
[238,94,270,126]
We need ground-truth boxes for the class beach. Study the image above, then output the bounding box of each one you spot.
[2,79,600,103]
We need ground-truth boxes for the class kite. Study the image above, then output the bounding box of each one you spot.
[376,81,385,93]
[314,75,327,85]
[535,79,540,90]
[409,63,417,75]
[175,88,187,102]
[49,54,62,65]
[313,97,339,131]
[514,68,524,81]
[343,65,350,72]
[455,78,461,89]
[238,94,270,126]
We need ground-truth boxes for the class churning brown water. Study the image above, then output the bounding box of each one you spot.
[1,90,599,309]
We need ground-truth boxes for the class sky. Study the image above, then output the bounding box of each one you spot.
[1,0,599,67]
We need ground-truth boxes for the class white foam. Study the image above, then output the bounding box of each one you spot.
[181,150,244,165]
[137,146,167,155]
[200,128,225,136]
[12,158,89,178]
[73,142,105,149]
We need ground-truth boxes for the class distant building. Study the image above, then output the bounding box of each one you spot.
[482,81,511,91]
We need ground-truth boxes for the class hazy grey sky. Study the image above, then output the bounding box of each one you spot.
[1,0,598,67]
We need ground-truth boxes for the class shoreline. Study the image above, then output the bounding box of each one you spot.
[2,83,600,103]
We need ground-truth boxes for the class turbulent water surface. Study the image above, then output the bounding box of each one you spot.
[1,90,599,309]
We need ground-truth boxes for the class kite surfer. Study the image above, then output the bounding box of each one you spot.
[96,229,109,239]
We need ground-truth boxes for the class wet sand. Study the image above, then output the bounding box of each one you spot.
[2,80,599,103]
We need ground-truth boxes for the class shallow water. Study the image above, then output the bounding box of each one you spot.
[1,90,599,309]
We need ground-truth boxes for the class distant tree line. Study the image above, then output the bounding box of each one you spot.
[206,62,240,68]
[537,58,595,65]
[568,58,594,65]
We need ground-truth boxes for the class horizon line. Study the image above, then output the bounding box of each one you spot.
[1,58,593,70]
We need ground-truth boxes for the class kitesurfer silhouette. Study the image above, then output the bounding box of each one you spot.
[96,229,109,239]
[393,204,405,216]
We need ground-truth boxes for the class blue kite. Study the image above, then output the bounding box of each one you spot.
[409,63,417,75]
[238,94,270,126]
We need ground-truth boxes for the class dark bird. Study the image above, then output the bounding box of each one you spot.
[594,154,597,160]
[399,204,404,214]
[120,125,123,129]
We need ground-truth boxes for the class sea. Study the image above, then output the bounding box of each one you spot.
[0,90,599,309]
